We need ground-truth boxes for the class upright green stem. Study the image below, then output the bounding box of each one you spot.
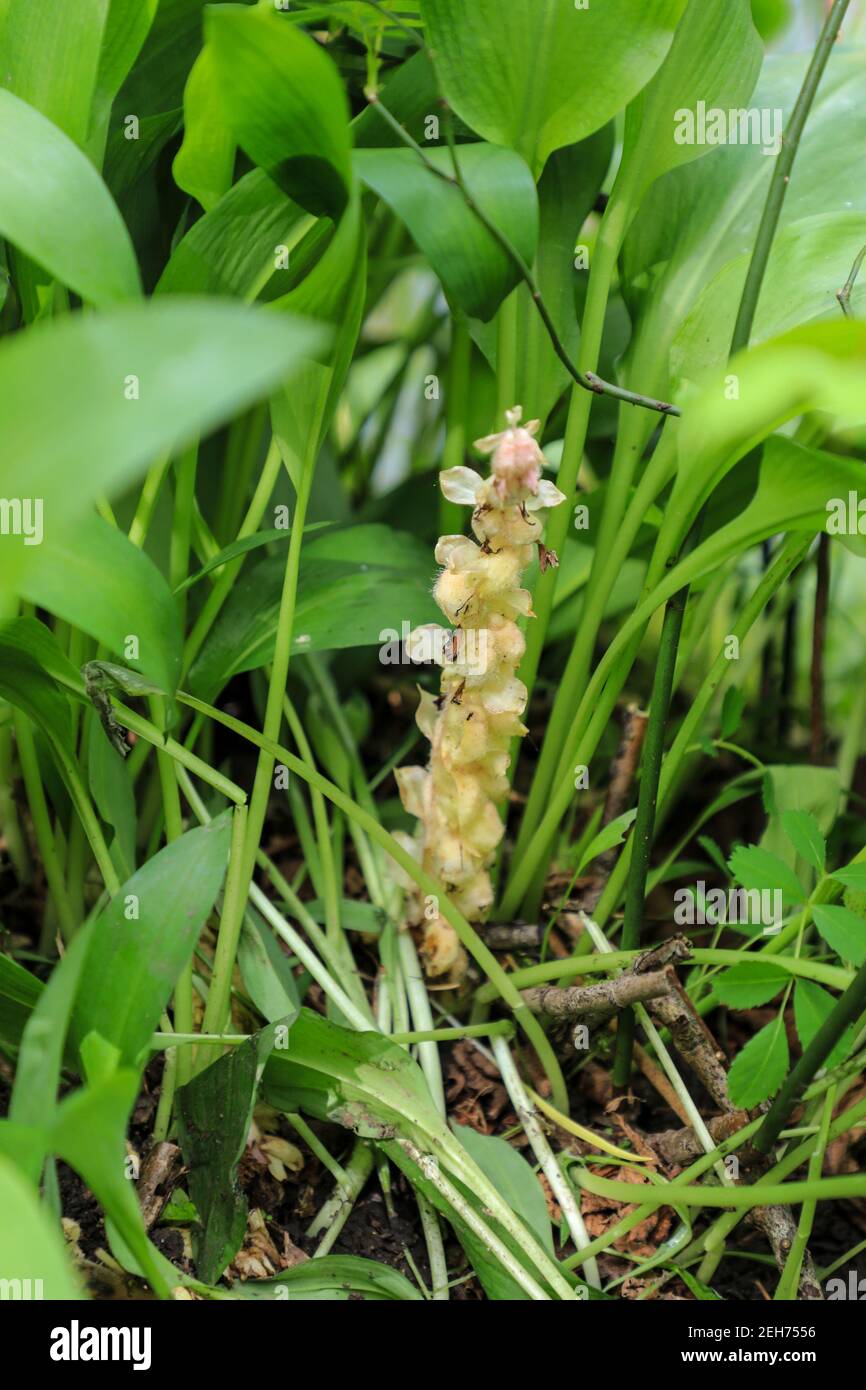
[612,589,687,1084]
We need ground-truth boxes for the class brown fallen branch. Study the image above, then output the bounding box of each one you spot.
[522,968,674,1024]
[650,1112,755,1168]
[620,931,823,1299]
[485,922,544,951]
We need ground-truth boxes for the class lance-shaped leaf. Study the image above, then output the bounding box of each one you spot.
[206,3,353,219]
[1,0,107,147]
[0,1157,83,1300]
[0,88,141,305]
[71,811,233,1066]
[0,299,328,590]
[176,1023,283,1284]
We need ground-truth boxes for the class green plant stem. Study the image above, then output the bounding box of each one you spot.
[612,589,687,1085]
[13,713,77,941]
[440,318,471,535]
[774,1085,834,1300]
[197,803,249,1062]
[52,740,120,896]
[182,436,283,678]
[492,1035,600,1288]
[176,690,569,1111]
[128,455,170,548]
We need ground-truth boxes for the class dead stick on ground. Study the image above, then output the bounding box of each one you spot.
[580,705,649,914]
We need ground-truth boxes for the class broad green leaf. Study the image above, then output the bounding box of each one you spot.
[0,617,81,690]
[419,0,687,176]
[188,524,440,698]
[751,0,791,40]
[90,0,160,159]
[617,0,761,211]
[793,980,853,1069]
[9,925,95,1165]
[237,911,301,1023]
[0,1156,83,1299]
[1,0,108,147]
[727,844,804,905]
[728,1017,789,1109]
[577,809,638,878]
[225,1254,423,1301]
[17,515,182,697]
[52,1069,172,1297]
[831,863,866,894]
[619,53,866,460]
[177,1024,283,1283]
[812,906,866,967]
[172,44,235,212]
[714,962,789,1009]
[0,639,73,754]
[0,955,43,1059]
[88,709,137,878]
[71,812,233,1065]
[158,168,307,298]
[451,1122,553,1255]
[0,88,141,306]
[780,810,826,876]
[354,144,538,322]
[672,213,866,387]
[0,299,328,589]
[206,3,353,219]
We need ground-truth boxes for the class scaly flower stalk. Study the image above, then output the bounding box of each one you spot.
[394,408,565,979]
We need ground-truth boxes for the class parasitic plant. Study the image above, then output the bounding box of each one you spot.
[394,408,565,978]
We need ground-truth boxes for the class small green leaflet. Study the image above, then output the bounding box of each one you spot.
[830,862,866,893]
[714,962,788,1009]
[812,905,866,967]
[727,844,804,905]
[780,810,826,874]
[793,980,854,1069]
[728,1017,789,1109]
[576,809,637,877]
[719,687,745,740]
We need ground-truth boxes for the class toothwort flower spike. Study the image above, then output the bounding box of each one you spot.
[393,408,565,979]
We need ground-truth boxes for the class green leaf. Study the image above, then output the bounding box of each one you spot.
[0,955,43,1059]
[420,0,687,176]
[576,809,637,878]
[727,844,804,906]
[720,687,745,740]
[71,811,233,1065]
[1,0,108,147]
[672,212,866,387]
[158,168,306,298]
[172,44,235,212]
[793,980,854,1069]
[225,1253,423,1301]
[780,810,826,876]
[88,709,137,878]
[0,638,73,754]
[174,523,331,595]
[354,144,538,322]
[52,1069,173,1297]
[237,911,301,1023]
[618,0,761,209]
[0,88,141,306]
[0,1156,83,1299]
[0,299,328,589]
[90,0,159,159]
[17,515,182,696]
[189,524,441,698]
[714,962,789,1009]
[812,906,866,967]
[728,1017,789,1109]
[619,53,866,458]
[205,3,353,219]
[451,1122,553,1255]
[177,1023,282,1284]
[831,863,866,894]
[9,925,95,1165]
